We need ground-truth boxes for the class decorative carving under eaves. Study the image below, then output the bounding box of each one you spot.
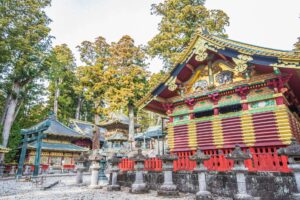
[195,40,208,62]
[270,60,300,69]
[166,76,177,91]
[232,55,253,73]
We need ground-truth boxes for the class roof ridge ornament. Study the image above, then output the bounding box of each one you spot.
[232,54,253,73]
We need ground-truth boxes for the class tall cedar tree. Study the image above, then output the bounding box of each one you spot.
[148,0,229,70]
[76,36,110,124]
[0,0,52,157]
[48,44,76,120]
[105,35,150,143]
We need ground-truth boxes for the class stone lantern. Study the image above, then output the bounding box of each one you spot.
[189,147,212,200]
[130,149,148,193]
[107,153,122,191]
[226,145,255,200]
[278,138,300,199]
[98,149,109,186]
[157,148,179,197]
[89,150,102,189]
[75,153,86,185]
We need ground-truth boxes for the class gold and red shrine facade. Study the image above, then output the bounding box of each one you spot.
[135,31,300,172]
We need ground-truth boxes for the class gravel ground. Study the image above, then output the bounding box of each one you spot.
[0,175,232,200]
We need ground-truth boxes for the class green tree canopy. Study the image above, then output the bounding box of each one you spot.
[148,0,229,70]
[0,0,52,152]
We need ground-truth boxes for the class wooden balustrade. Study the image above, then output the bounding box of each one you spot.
[118,146,290,173]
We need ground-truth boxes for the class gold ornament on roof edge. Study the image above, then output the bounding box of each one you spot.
[232,54,253,73]
[194,40,208,62]
[270,60,300,69]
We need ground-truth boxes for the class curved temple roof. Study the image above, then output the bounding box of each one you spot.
[137,30,300,114]
[25,114,88,139]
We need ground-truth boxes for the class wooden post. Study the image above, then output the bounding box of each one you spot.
[16,133,28,178]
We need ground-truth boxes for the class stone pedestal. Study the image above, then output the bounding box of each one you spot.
[107,153,121,191]
[24,165,32,175]
[226,145,258,200]
[157,148,179,197]
[89,150,102,189]
[130,149,148,193]
[9,165,16,176]
[278,139,300,200]
[75,154,86,185]
[190,148,212,200]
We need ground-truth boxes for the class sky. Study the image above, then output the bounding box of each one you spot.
[46,0,300,73]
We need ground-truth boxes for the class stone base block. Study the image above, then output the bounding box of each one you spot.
[130,183,149,194]
[98,180,109,186]
[196,191,213,200]
[234,193,258,200]
[89,185,102,189]
[292,193,300,200]
[157,184,179,197]
[107,185,121,191]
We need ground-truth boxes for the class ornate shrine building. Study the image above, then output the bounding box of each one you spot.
[26,114,90,170]
[137,30,300,172]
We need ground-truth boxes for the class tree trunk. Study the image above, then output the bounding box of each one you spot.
[94,102,100,124]
[128,103,135,146]
[13,99,23,122]
[75,96,83,120]
[0,94,11,126]
[2,83,21,148]
[53,79,60,116]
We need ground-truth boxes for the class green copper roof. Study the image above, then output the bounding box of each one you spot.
[28,141,88,152]
[25,114,88,138]
[135,126,163,141]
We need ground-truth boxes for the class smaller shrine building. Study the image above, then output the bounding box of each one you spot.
[25,115,90,170]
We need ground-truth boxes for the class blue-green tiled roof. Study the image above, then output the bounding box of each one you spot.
[26,114,86,138]
[134,126,163,141]
[28,141,88,152]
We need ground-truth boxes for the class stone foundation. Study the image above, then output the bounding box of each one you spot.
[116,171,297,200]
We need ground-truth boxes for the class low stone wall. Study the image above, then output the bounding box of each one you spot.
[116,171,297,200]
